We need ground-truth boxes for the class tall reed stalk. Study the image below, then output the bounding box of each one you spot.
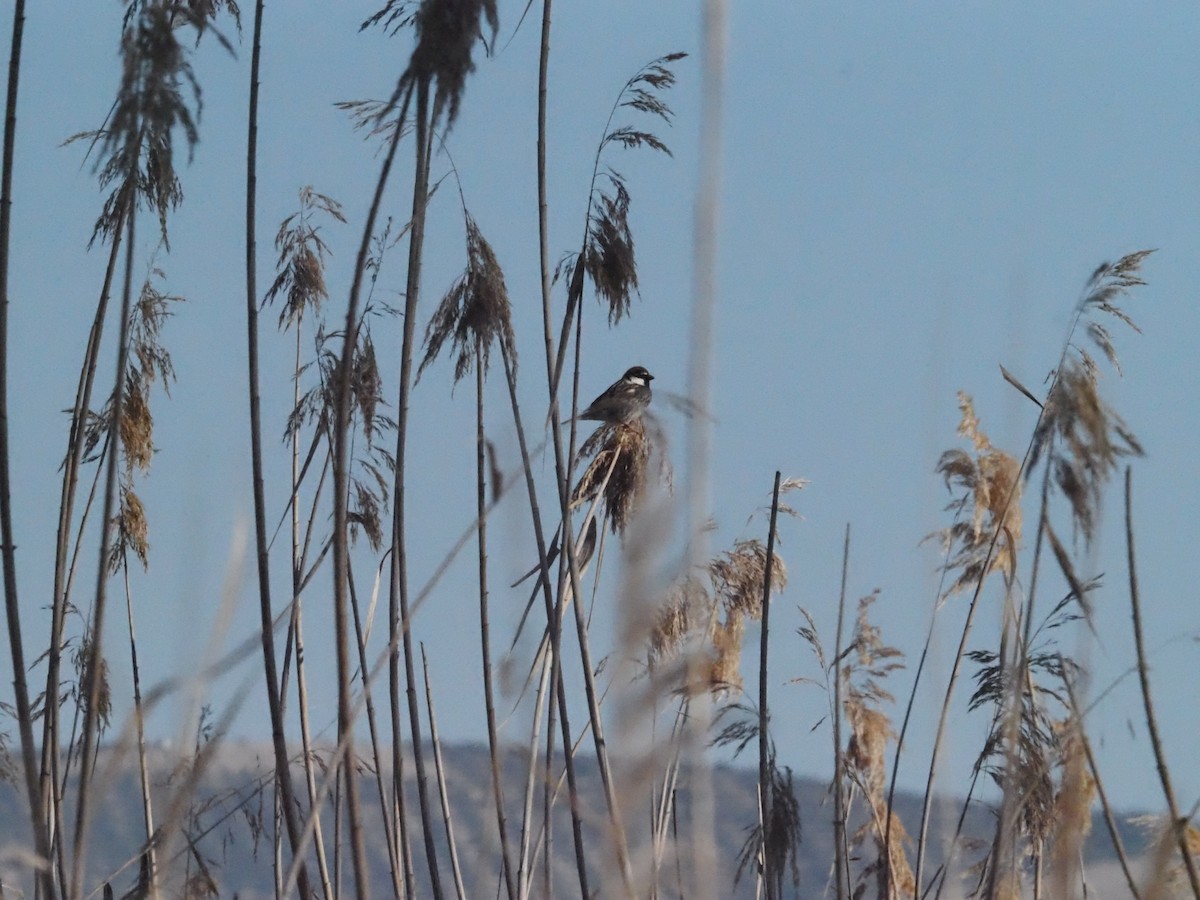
[0,2,55,897]
[242,4,313,895]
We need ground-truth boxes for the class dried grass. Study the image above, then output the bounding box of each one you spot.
[582,53,686,324]
[419,214,515,384]
[264,187,345,327]
[933,392,1022,596]
[1134,815,1200,898]
[369,0,498,127]
[1046,717,1095,897]
[571,419,653,535]
[838,593,913,900]
[1029,250,1150,543]
[708,538,787,622]
[81,3,210,248]
[647,575,703,671]
[72,636,112,732]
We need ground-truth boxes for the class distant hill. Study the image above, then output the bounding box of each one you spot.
[0,741,1153,898]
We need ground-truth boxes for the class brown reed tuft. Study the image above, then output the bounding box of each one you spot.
[82,2,209,248]
[72,637,112,732]
[842,593,903,796]
[1133,815,1200,897]
[1046,716,1095,896]
[1028,250,1151,543]
[582,53,686,324]
[704,613,746,696]
[181,867,219,900]
[966,638,1077,867]
[572,419,652,534]
[709,538,787,622]
[119,372,154,473]
[837,593,913,900]
[647,575,703,671]
[419,214,515,383]
[368,0,499,127]
[109,486,150,572]
[585,178,639,324]
[1033,360,1143,543]
[169,0,242,29]
[264,187,345,327]
[649,531,788,700]
[934,392,1022,595]
[0,733,14,785]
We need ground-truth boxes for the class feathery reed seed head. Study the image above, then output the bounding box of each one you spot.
[572,419,652,534]
[419,215,515,383]
[934,393,1022,595]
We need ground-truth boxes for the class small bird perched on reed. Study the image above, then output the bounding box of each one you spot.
[577,365,654,424]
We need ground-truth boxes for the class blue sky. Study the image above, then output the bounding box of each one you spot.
[3,1,1199,820]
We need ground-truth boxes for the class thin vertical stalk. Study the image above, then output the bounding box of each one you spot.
[346,557,406,899]
[561,531,631,888]
[914,513,1011,894]
[389,77,443,898]
[1125,468,1200,897]
[533,0,633,888]
[475,336,516,900]
[421,645,467,900]
[289,326,335,900]
[290,597,334,900]
[71,182,136,900]
[330,61,415,900]
[832,524,850,900]
[882,510,959,897]
[1060,665,1141,900]
[541,689,556,900]
[244,3,313,895]
[0,3,54,897]
[122,564,158,899]
[516,637,551,899]
[984,472,1051,900]
[43,210,124,897]
[757,471,781,900]
[497,340,589,898]
[523,4,594,889]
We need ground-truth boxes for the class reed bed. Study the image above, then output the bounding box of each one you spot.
[0,2,1193,899]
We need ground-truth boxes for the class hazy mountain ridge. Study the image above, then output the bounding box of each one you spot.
[0,741,1153,898]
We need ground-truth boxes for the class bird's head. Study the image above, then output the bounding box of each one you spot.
[623,366,654,386]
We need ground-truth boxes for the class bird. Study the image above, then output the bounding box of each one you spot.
[577,365,654,424]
